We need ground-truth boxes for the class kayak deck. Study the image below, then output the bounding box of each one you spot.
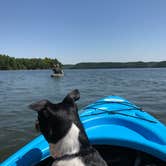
[80,96,166,161]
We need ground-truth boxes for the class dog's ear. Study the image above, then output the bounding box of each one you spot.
[63,89,80,104]
[29,100,50,112]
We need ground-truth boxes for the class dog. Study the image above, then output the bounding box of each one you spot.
[29,89,108,166]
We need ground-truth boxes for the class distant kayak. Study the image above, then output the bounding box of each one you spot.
[51,63,64,77]
[50,73,64,77]
[1,96,166,166]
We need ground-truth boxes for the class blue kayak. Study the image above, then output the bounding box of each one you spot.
[1,96,166,165]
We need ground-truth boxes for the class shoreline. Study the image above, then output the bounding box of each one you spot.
[1,66,166,71]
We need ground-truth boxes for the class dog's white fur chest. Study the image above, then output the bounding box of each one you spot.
[52,157,85,166]
[49,123,80,157]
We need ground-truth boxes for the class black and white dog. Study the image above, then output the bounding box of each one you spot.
[30,89,108,166]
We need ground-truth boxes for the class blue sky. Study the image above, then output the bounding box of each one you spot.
[0,0,166,64]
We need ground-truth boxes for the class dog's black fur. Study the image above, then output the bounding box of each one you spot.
[30,89,108,166]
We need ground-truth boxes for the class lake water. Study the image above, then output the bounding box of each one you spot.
[1,68,166,162]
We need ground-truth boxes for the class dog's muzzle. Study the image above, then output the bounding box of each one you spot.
[35,120,40,132]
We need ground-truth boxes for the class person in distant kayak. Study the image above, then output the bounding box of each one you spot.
[52,64,63,74]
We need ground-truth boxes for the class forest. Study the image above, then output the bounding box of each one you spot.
[1,54,166,70]
[0,54,61,70]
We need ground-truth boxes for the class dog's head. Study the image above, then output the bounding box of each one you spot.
[29,89,80,144]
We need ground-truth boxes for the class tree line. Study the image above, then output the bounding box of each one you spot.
[0,54,62,70]
[69,61,166,69]
[1,54,166,70]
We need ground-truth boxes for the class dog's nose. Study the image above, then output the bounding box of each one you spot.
[35,120,40,132]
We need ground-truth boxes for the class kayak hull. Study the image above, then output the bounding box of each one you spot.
[50,73,64,77]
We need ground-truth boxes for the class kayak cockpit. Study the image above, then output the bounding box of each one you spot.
[95,145,166,166]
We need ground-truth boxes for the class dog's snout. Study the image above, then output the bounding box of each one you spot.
[35,120,40,132]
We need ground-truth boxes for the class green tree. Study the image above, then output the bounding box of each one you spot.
[0,54,62,70]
